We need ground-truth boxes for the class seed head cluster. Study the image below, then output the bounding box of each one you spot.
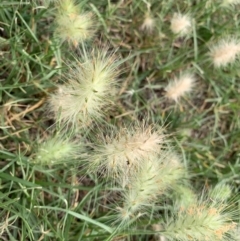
[170,13,192,36]
[87,123,185,223]
[49,49,120,127]
[140,13,155,33]
[29,0,238,238]
[117,152,184,222]
[33,136,81,165]
[164,193,236,241]
[165,73,195,102]
[54,0,96,46]
[90,124,166,180]
[210,38,240,68]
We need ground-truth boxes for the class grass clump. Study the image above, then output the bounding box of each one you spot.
[0,0,240,240]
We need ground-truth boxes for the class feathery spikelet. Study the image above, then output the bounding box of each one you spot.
[209,183,232,202]
[117,152,184,223]
[32,135,81,165]
[170,13,192,36]
[172,184,197,208]
[210,38,240,68]
[163,191,237,241]
[232,225,240,241]
[165,73,195,102]
[140,12,155,33]
[89,123,166,181]
[56,0,78,14]
[54,0,95,46]
[49,49,120,127]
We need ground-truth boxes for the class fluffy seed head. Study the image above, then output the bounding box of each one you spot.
[170,13,192,36]
[56,0,79,14]
[117,152,184,223]
[54,0,95,46]
[165,73,195,102]
[49,49,120,127]
[210,38,240,68]
[232,225,240,241]
[140,13,155,33]
[32,136,81,165]
[90,123,166,181]
[163,190,237,241]
[209,183,232,202]
[172,184,197,208]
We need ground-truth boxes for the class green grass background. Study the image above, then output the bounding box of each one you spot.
[0,0,240,240]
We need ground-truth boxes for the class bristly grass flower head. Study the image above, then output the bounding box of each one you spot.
[209,183,232,202]
[89,123,166,182]
[49,48,121,128]
[209,37,240,68]
[163,189,237,241]
[170,13,192,37]
[172,184,197,209]
[31,135,82,165]
[117,151,184,223]
[54,0,96,46]
[165,73,195,102]
[140,12,155,33]
[55,0,78,14]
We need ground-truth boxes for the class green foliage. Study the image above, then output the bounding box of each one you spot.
[1,0,240,240]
